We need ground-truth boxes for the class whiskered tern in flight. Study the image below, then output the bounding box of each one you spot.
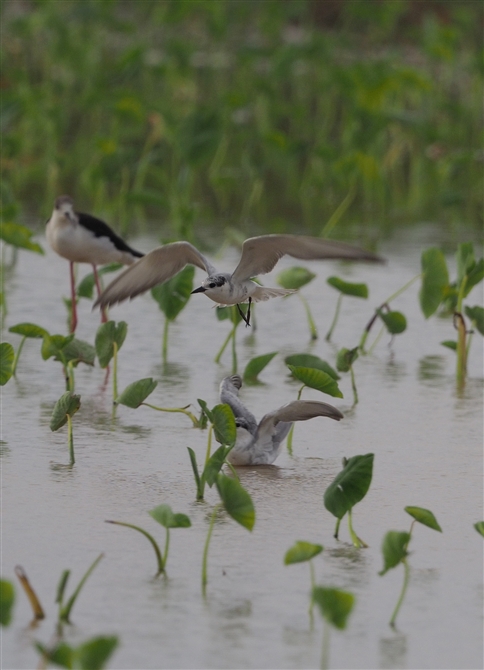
[95,234,383,325]
[220,375,343,465]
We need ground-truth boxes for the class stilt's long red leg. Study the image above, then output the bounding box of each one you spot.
[93,264,108,323]
[69,261,78,333]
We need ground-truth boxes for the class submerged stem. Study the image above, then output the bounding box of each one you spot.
[202,504,220,596]
[299,293,318,340]
[12,335,26,376]
[325,293,342,342]
[67,414,75,466]
[163,528,170,572]
[162,317,169,364]
[106,521,164,575]
[389,559,410,628]
[286,385,304,454]
[349,366,358,406]
[309,560,316,614]
[348,509,367,548]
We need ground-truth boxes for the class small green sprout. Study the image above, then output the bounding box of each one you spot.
[336,347,359,406]
[202,474,255,596]
[50,392,81,465]
[312,586,355,670]
[324,454,374,548]
[95,320,128,407]
[379,506,442,627]
[8,323,49,376]
[56,554,104,624]
[42,333,95,391]
[284,541,323,614]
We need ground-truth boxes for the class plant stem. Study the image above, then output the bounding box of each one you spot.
[142,403,199,427]
[321,618,330,670]
[162,318,169,364]
[389,559,410,628]
[202,504,220,596]
[224,459,239,480]
[214,328,233,364]
[112,341,119,401]
[384,274,421,304]
[325,293,342,342]
[231,312,238,374]
[67,415,75,465]
[12,335,26,376]
[59,553,104,623]
[163,528,170,572]
[308,560,316,614]
[350,365,358,406]
[105,521,164,575]
[367,324,385,354]
[286,385,304,454]
[299,293,318,340]
[334,517,341,539]
[14,565,45,620]
[348,509,368,548]
[204,425,213,466]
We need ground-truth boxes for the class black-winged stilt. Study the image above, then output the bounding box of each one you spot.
[46,195,143,332]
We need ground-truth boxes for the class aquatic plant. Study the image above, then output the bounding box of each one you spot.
[214,304,249,374]
[324,453,374,548]
[0,579,15,626]
[312,586,355,670]
[36,636,118,670]
[115,377,200,426]
[420,243,484,385]
[42,333,95,391]
[277,266,318,340]
[188,402,237,501]
[56,554,104,623]
[474,522,484,537]
[50,392,81,466]
[106,504,191,576]
[202,473,255,595]
[336,347,360,406]
[242,352,278,384]
[151,265,194,363]
[379,506,442,627]
[95,320,127,405]
[8,323,48,377]
[284,541,323,614]
[0,343,14,386]
[285,363,343,452]
[0,221,44,256]
[325,277,369,342]
[14,565,45,622]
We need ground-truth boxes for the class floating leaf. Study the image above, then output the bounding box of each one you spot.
[404,506,442,532]
[149,504,191,529]
[379,531,411,575]
[0,343,14,385]
[327,276,368,298]
[378,310,407,334]
[336,347,359,373]
[285,354,340,380]
[277,266,316,290]
[95,321,128,368]
[0,579,14,626]
[288,365,343,398]
[77,263,123,299]
[151,265,194,321]
[441,340,457,351]
[0,221,44,254]
[243,352,277,382]
[312,586,355,630]
[474,522,484,537]
[76,636,119,670]
[8,323,49,339]
[115,378,157,408]
[212,404,237,447]
[420,248,449,318]
[284,541,323,565]
[50,392,81,431]
[324,454,374,520]
[215,474,255,531]
[464,305,484,336]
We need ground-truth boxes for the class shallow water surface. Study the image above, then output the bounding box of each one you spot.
[2,227,483,669]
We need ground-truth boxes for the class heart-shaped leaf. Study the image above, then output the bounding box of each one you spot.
[8,323,49,339]
[202,445,232,487]
[379,531,411,575]
[378,310,407,335]
[336,347,359,373]
[324,454,374,519]
[50,392,81,431]
[212,404,237,447]
[95,321,128,368]
[151,265,194,321]
[116,378,158,408]
[243,352,278,382]
[149,504,191,529]
[404,506,442,532]
[76,636,119,670]
[215,474,255,531]
[284,541,323,565]
[288,365,343,398]
[285,354,340,380]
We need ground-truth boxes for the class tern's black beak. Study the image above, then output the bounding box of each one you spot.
[191,286,207,294]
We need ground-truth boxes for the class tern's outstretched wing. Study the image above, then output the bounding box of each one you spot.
[231,235,384,283]
[95,242,217,308]
[219,375,258,436]
[257,400,343,441]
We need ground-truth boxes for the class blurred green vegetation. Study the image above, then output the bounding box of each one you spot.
[1,0,482,239]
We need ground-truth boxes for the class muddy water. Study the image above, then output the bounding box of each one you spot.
[2,226,483,669]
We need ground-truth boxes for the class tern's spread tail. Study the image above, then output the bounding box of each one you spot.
[250,286,297,302]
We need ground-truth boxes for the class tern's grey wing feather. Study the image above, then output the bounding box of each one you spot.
[257,400,343,441]
[219,375,258,436]
[231,234,384,283]
[95,242,217,308]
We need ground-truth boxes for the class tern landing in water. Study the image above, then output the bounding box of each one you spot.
[220,375,343,465]
[95,234,383,326]
[46,195,144,332]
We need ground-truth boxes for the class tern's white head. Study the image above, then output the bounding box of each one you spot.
[191,274,231,302]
